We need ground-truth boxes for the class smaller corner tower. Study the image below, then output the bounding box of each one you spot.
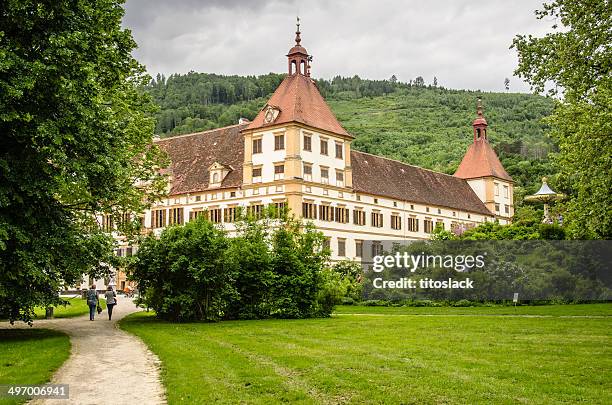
[455,99,514,223]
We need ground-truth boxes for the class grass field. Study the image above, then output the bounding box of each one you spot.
[335,303,612,316]
[0,329,70,405]
[121,304,612,404]
[33,297,106,319]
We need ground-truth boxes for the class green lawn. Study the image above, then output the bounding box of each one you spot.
[33,297,106,319]
[0,329,70,405]
[335,303,612,317]
[121,305,612,404]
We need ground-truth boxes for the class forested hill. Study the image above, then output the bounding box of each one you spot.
[144,72,556,201]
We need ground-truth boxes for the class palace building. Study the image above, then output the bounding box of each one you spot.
[102,24,513,289]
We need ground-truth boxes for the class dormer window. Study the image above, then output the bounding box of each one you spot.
[208,162,232,189]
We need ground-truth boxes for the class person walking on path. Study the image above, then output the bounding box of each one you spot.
[86,285,99,321]
[105,286,117,320]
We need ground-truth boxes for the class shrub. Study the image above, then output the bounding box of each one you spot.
[130,217,235,322]
[130,212,332,322]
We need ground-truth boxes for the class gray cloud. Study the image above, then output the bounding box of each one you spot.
[123,0,553,92]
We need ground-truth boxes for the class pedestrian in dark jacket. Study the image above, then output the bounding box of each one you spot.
[104,286,117,320]
[86,285,98,321]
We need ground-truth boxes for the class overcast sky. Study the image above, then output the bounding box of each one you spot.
[122,0,553,93]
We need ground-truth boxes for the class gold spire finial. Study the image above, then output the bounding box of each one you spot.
[295,16,301,45]
[477,98,483,117]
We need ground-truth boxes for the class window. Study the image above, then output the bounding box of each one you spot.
[336,170,344,187]
[321,167,329,184]
[303,164,312,181]
[319,205,333,221]
[437,208,441,214]
[302,202,317,219]
[355,240,363,258]
[274,164,284,180]
[356,195,361,201]
[495,182,500,196]
[252,138,262,154]
[152,209,166,228]
[323,237,331,251]
[168,207,184,225]
[224,207,237,223]
[495,203,500,212]
[273,202,286,217]
[436,220,445,231]
[230,191,236,197]
[247,204,264,219]
[212,172,219,183]
[195,195,201,202]
[320,139,328,155]
[303,134,312,151]
[371,212,383,228]
[208,208,222,223]
[189,210,204,221]
[335,142,343,159]
[426,207,430,213]
[407,217,419,232]
[424,219,434,234]
[391,214,402,230]
[371,241,383,257]
[337,239,346,257]
[374,198,379,204]
[334,207,349,223]
[503,185,509,198]
[274,134,284,150]
[410,204,414,210]
[252,167,262,183]
[102,215,113,232]
[504,204,510,214]
[353,209,366,225]
[453,211,456,217]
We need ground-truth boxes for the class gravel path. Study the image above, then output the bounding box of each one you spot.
[2,298,165,405]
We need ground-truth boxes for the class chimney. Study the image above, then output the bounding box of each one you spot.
[238,117,250,125]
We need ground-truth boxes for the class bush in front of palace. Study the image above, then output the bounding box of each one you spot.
[129,210,357,321]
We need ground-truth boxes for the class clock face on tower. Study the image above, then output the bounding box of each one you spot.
[263,105,280,124]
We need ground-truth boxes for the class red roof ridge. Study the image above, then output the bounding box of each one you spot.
[155,123,249,143]
[351,150,458,179]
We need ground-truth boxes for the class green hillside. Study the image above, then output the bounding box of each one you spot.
[144,73,556,209]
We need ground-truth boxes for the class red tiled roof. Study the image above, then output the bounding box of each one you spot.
[454,140,513,181]
[351,151,493,216]
[246,74,351,137]
[155,124,247,195]
[156,125,492,215]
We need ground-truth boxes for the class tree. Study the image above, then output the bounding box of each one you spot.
[390,74,397,83]
[0,0,167,323]
[130,217,235,322]
[433,76,438,87]
[512,0,611,238]
[414,76,425,87]
[504,77,510,91]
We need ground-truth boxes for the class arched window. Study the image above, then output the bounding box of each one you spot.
[300,60,306,75]
[213,172,219,183]
[290,60,297,75]
[476,128,481,138]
